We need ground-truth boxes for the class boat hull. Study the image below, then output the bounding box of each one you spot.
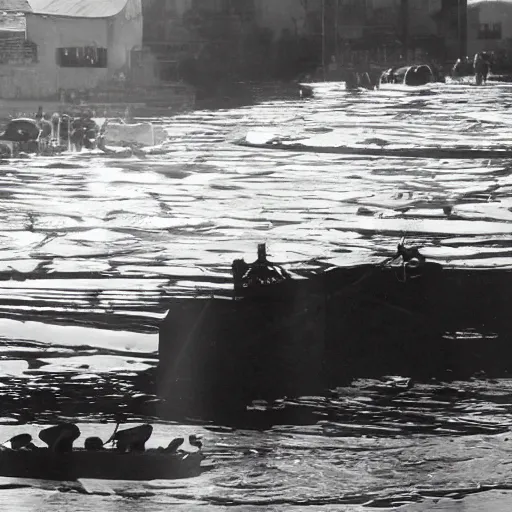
[158,263,512,420]
[237,138,512,160]
[0,449,205,481]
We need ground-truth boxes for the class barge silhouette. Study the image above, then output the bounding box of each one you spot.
[158,243,512,421]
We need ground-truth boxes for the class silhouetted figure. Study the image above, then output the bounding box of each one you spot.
[84,436,104,451]
[39,423,81,453]
[232,243,291,296]
[8,433,34,450]
[39,118,52,139]
[35,106,43,122]
[189,434,203,450]
[70,119,86,151]
[474,52,491,85]
[345,71,360,91]
[113,424,153,453]
[50,113,61,141]
[380,67,397,84]
[164,437,184,454]
[396,237,426,266]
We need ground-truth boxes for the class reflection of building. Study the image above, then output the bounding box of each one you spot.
[0,0,143,99]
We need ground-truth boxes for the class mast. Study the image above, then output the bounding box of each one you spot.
[334,0,339,61]
[458,0,468,58]
[322,0,326,80]
[400,0,409,61]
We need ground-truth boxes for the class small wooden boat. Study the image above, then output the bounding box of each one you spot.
[0,446,205,481]
[0,423,208,481]
[0,107,168,158]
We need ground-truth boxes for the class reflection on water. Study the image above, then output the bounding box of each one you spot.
[1,82,512,509]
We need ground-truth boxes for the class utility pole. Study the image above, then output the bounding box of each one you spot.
[458,0,468,58]
[334,0,339,60]
[400,0,409,61]
[322,0,326,79]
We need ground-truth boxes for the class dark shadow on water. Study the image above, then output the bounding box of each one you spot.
[192,81,303,112]
[155,262,512,429]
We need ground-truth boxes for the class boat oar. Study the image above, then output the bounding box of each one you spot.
[0,433,31,450]
[0,436,12,448]
[104,422,120,446]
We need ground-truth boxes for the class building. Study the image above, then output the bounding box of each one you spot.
[254,0,322,38]
[467,0,512,56]
[0,0,34,66]
[0,0,30,34]
[0,0,143,99]
[142,0,263,83]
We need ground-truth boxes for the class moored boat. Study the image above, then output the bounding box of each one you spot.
[0,106,168,158]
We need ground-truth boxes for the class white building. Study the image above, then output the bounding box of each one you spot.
[0,0,143,98]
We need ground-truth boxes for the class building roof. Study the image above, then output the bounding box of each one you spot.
[468,0,512,5]
[27,0,129,18]
[0,0,31,11]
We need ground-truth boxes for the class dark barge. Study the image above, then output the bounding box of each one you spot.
[158,243,512,421]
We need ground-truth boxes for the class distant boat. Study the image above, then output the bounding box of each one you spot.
[379,65,439,87]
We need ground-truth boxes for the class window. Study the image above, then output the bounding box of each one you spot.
[57,47,108,68]
[478,22,502,40]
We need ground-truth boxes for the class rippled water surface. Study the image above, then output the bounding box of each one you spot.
[3,82,512,510]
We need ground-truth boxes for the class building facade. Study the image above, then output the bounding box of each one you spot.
[0,0,143,99]
[467,0,512,56]
[140,0,467,87]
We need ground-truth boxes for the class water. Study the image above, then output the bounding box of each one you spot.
[1,82,512,510]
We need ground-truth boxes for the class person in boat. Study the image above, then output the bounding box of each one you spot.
[35,106,44,123]
[37,113,53,141]
[380,67,397,84]
[161,437,184,454]
[345,71,360,91]
[50,113,61,144]
[452,56,473,77]
[84,436,104,451]
[189,434,203,450]
[70,123,85,151]
[7,433,37,451]
[111,424,153,453]
[232,243,291,293]
[39,423,81,453]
